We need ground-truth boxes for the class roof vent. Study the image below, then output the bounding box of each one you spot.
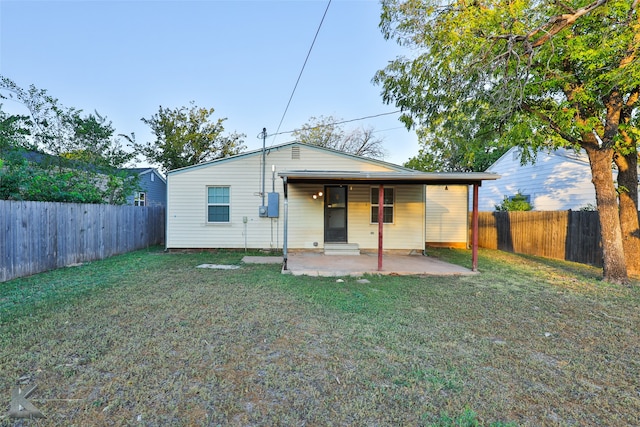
[291,146,300,160]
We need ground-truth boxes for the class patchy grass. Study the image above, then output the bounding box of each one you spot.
[1,247,639,426]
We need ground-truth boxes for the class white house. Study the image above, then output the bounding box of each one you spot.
[479,147,599,211]
[166,142,498,264]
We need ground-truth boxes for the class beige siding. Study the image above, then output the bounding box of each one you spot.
[425,185,468,245]
[347,185,424,252]
[286,184,325,249]
[167,144,404,249]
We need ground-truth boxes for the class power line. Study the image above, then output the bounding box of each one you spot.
[269,0,332,146]
[267,109,402,138]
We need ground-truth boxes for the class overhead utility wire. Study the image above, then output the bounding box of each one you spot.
[269,0,332,146]
[267,109,402,138]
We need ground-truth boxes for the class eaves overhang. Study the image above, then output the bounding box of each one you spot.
[278,170,501,185]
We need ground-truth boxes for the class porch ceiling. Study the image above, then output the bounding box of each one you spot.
[278,170,500,185]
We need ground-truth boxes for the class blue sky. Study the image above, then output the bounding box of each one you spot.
[0,0,418,166]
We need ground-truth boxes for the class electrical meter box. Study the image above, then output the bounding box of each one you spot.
[267,192,279,218]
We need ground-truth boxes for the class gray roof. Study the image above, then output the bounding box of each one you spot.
[279,170,500,185]
[167,141,413,175]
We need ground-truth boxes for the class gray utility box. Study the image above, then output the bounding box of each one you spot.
[267,192,279,218]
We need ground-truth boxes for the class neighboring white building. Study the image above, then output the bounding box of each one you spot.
[479,147,598,211]
[166,142,498,253]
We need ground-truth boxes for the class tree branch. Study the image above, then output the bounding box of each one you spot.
[487,0,609,49]
[529,0,609,47]
[521,103,579,145]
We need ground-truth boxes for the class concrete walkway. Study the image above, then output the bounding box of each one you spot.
[242,253,476,277]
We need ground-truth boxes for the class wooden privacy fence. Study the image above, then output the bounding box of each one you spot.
[1,200,165,282]
[474,211,603,266]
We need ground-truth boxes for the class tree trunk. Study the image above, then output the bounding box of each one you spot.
[615,151,640,277]
[585,146,628,284]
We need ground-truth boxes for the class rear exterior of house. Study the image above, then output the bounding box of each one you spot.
[166,142,473,253]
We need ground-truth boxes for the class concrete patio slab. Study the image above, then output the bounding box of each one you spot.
[282,252,476,277]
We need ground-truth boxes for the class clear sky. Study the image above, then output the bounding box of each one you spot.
[0,0,419,166]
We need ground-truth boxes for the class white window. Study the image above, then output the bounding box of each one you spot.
[134,192,146,206]
[151,173,155,182]
[371,187,394,223]
[207,186,230,223]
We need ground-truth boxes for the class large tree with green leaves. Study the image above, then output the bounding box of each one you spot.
[62,112,135,170]
[137,103,246,173]
[292,115,387,159]
[0,76,138,204]
[404,126,509,171]
[374,0,639,283]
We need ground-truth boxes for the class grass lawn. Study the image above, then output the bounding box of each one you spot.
[1,247,639,426]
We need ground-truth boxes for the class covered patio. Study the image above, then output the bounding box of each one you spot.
[279,170,499,274]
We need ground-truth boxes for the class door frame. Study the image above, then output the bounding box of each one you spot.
[323,185,348,243]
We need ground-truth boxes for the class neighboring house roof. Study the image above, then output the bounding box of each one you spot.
[121,167,166,183]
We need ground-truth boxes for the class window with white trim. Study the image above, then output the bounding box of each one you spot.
[134,192,146,206]
[371,187,394,223]
[207,186,230,223]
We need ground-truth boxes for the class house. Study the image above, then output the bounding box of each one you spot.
[478,147,599,211]
[122,168,167,207]
[166,142,499,270]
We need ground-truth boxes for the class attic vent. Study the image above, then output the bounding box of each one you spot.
[291,146,301,160]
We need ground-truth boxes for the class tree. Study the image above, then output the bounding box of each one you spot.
[404,127,509,171]
[0,76,139,204]
[292,115,387,159]
[137,103,246,173]
[374,0,639,283]
[62,112,135,170]
[495,192,533,211]
[0,110,32,150]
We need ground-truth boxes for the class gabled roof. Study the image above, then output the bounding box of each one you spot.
[166,141,414,176]
[121,167,166,183]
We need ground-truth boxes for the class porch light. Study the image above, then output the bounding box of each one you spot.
[312,191,323,199]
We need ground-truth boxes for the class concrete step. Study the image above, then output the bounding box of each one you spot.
[324,243,360,256]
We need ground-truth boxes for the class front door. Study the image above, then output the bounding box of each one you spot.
[324,186,347,242]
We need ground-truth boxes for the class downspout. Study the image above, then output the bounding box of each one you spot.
[283,176,288,270]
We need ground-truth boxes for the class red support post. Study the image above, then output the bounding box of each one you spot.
[378,184,384,271]
[471,183,479,272]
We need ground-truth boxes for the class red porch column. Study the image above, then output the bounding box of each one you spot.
[471,183,479,272]
[378,184,384,271]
